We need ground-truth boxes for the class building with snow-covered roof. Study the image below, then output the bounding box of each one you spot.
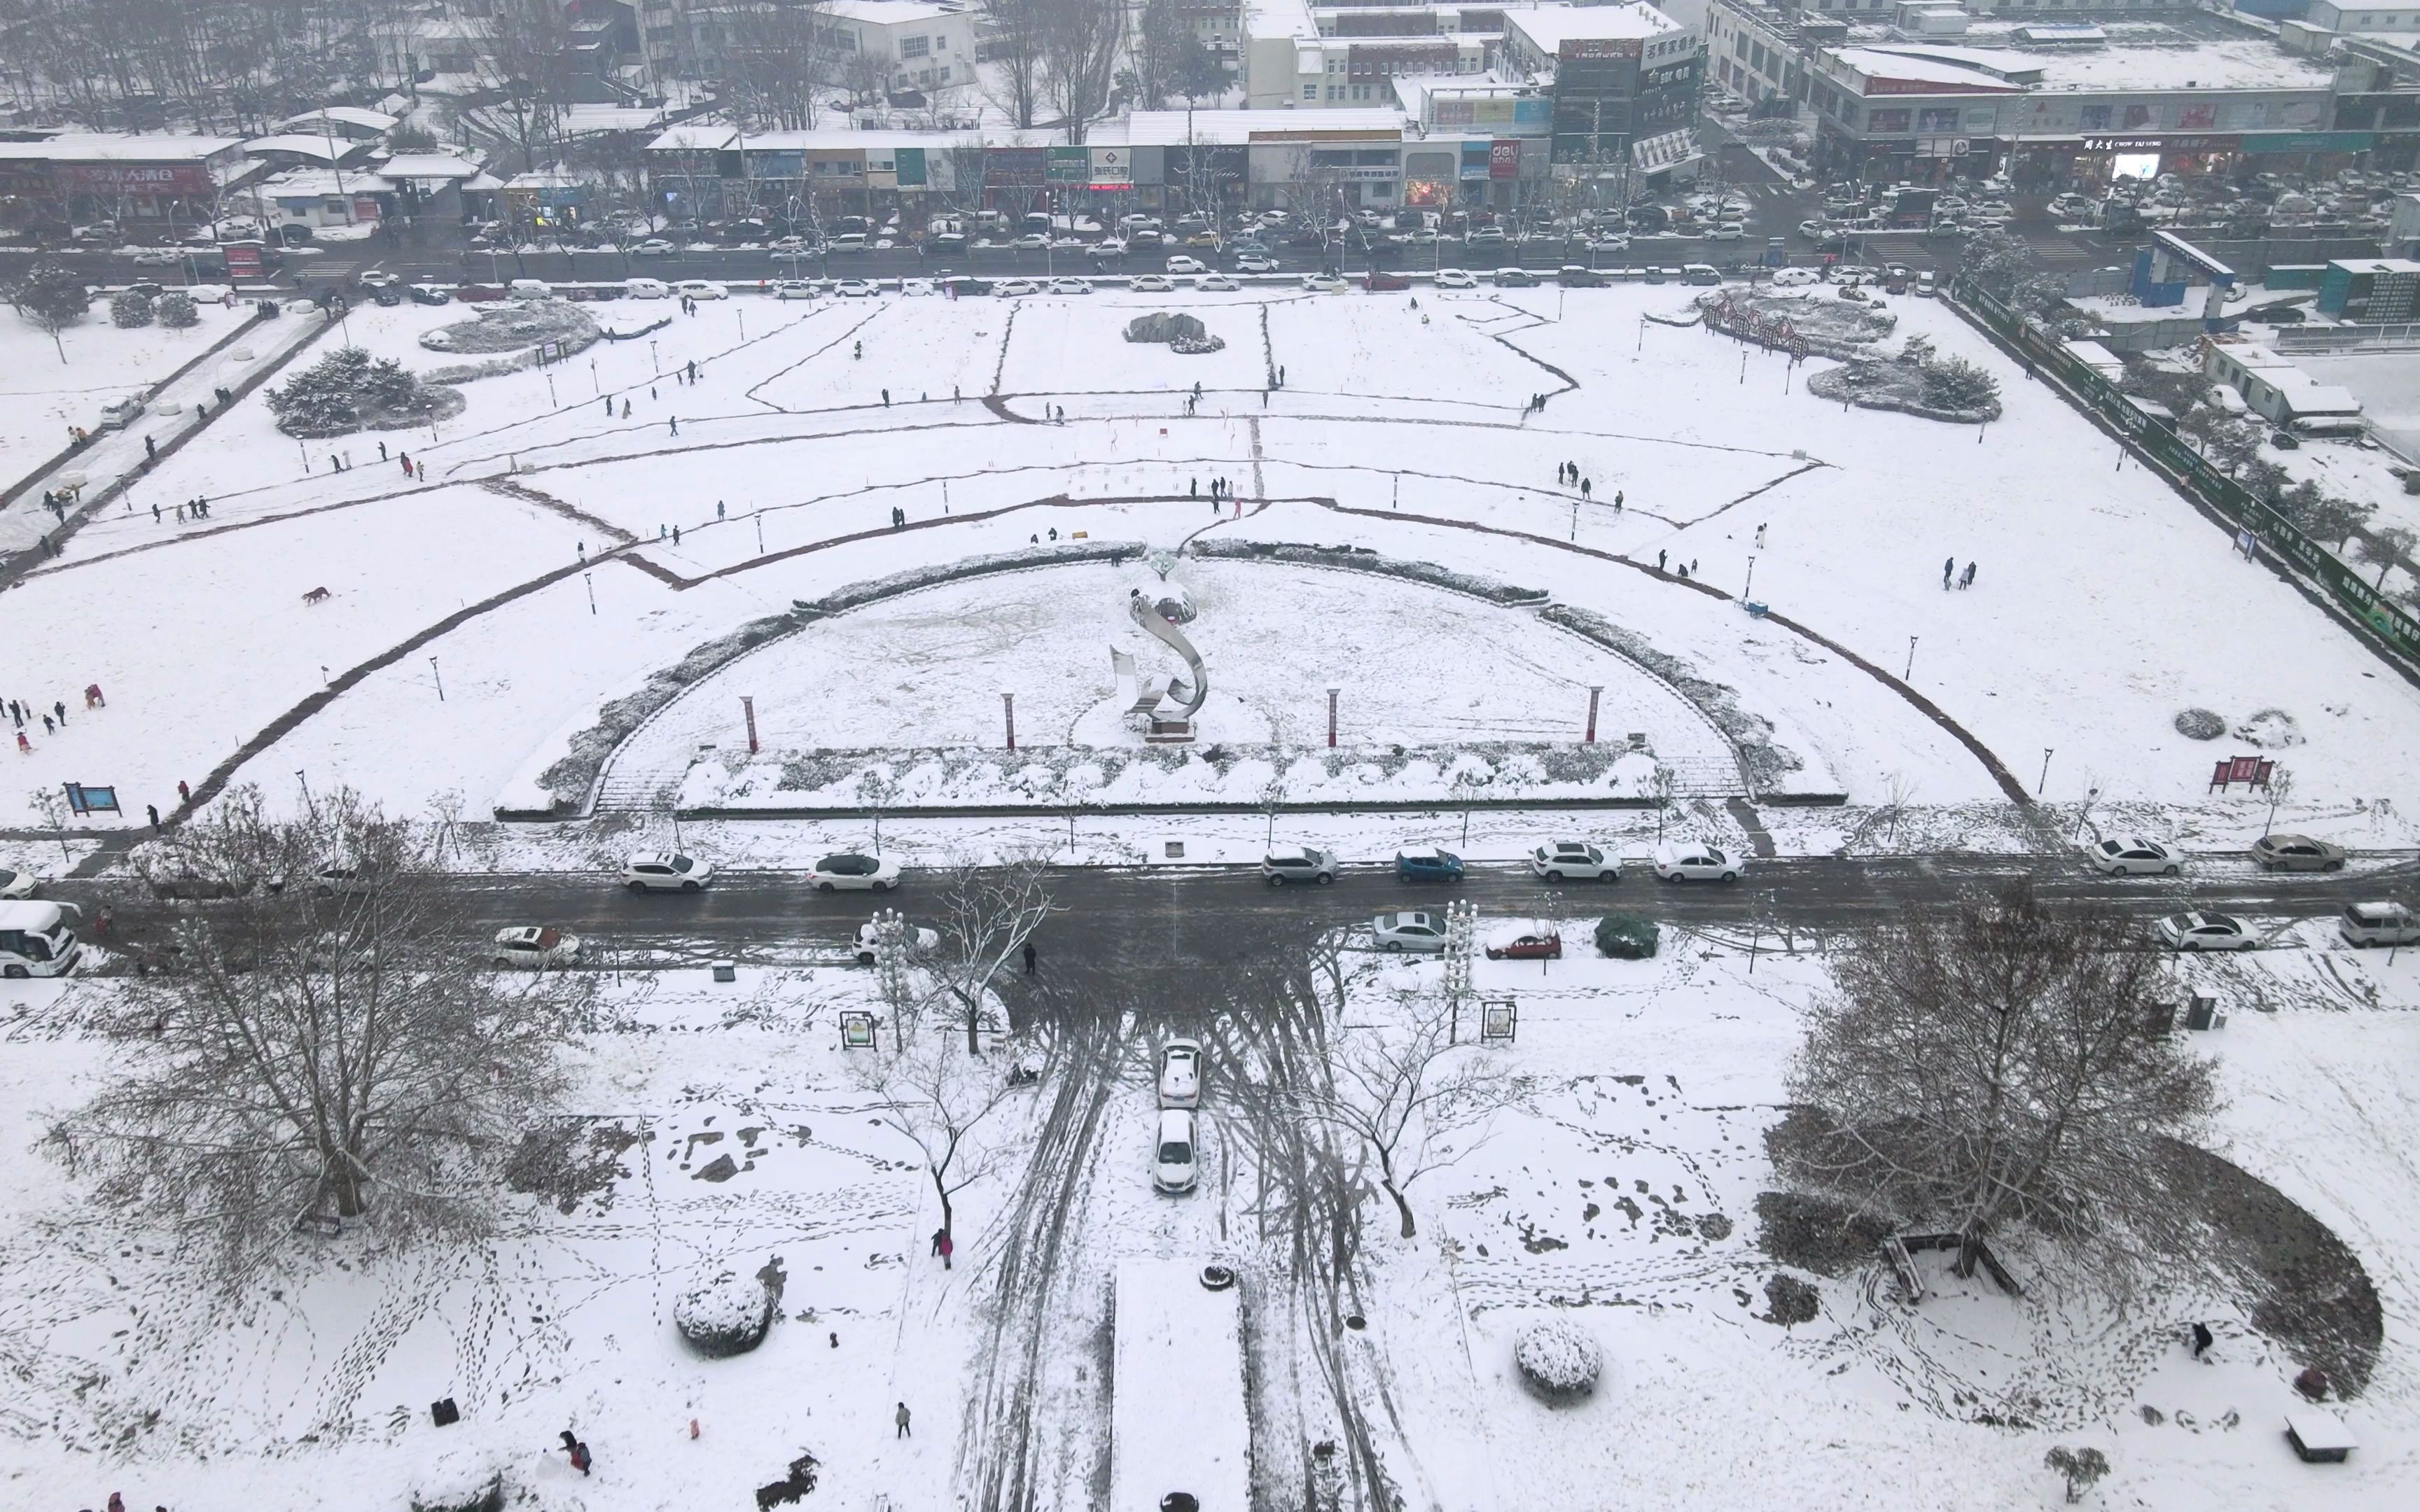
[239,167,401,230]
[0,133,252,232]
[274,107,400,140]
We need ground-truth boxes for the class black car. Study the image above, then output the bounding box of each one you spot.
[408,283,455,305]
[940,275,994,295]
[371,284,404,306]
[1557,266,1606,288]
[931,232,968,252]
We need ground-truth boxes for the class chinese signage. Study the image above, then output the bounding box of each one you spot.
[1460,141,1493,180]
[1558,38,1641,59]
[893,146,927,187]
[1088,146,1130,190]
[62,783,120,817]
[1489,139,1521,178]
[1433,97,1551,130]
[1046,146,1088,184]
[2245,131,2374,153]
[57,162,216,195]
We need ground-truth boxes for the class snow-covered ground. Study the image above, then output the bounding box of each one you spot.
[0,296,252,486]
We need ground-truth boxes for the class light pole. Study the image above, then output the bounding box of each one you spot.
[585,570,595,614]
[2038,748,2054,794]
[1904,636,1917,681]
[295,768,314,817]
[430,656,445,701]
[1743,554,1758,601]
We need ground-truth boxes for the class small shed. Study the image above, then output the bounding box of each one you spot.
[2284,1408,2356,1464]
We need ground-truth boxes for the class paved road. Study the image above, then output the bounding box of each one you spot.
[60,851,2413,969]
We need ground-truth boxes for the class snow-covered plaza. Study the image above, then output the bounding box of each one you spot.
[5,274,2419,1512]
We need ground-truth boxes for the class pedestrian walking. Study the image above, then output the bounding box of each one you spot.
[399,451,412,474]
[672,526,681,545]
[197,496,209,517]
[1755,522,1767,547]
[1657,549,1667,573]
[379,441,389,461]
[12,732,25,755]
[1961,561,1977,589]
[688,360,697,383]
[1580,478,1592,500]
[717,500,725,520]
[151,503,160,523]
[854,340,863,359]
[895,1403,912,1438]
[669,416,679,435]
[1022,940,1036,975]
[1942,555,1954,589]
[931,1227,954,1268]
[147,804,160,833]
[40,715,53,735]
[882,388,890,406]
[50,701,62,726]
[177,779,190,804]
[96,904,114,937]
[604,396,611,416]
[144,435,156,461]
[651,386,658,400]
[2190,1322,2213,1359]
[106,1492,124,1512]
[1614,490,1624,509]
[1190,478,1198,497]
[622,400,632,418]
[1689,559,1697,577]
[416,461,425,480]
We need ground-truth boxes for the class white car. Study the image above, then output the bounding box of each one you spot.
[493,925,582,968]
[1435,268,1478,289]
[833,279,875,297]
[1166,255,1207,274]
[852,918,938,964]
[1260,845,1337,886]
[97,396,145,429]
[994,278,1041,296]
[1158,1039,1202,1108]
[1013,232,1051,250]
[1771,266,1820,287]
[2157,911,2257,951]
[772,279,819,300]
[900,278,935,296]
[508,278,552,300]
[1530,841,1618,882]
[2090,835,2181,877]
[1047,277,1092,295]
[1587,234,1630,253]
[624,853,715,892]
[357,270,398,288]
[674,279,728,300]
[1301,273,1350,292]
[768,235,810,253]
[1653,842,1742,883]
[633,239,676,256]
[0,867,39,900]
[1198,274,1240,291]
[1372,911,1448,952]
[1235,253,1278,273]
[1705,223,1746,241]
[1153,1108,1198,1194]
[807,852,901,892]
[1129,274,1176,292]
[2339,901,2420,946]
[627,276,672,299]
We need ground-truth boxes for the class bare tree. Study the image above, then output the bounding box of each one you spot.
[1779,881,2220,1284]
[2261,764,2295,838]
[41,786,585,1282]
[1291,990,1522,1238]
[721,0,831,131]
[468,0,574,174]
[1648,762,1679,842]
[851,1016,1025,1242]
[1038,0,1124,143]
[923,856,1055,1053]
[26,785,74,865]
[981,0,1046,129]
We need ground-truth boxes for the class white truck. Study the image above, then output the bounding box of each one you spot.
[1113,1259,1250,1512]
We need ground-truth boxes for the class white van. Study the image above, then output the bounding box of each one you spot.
[0,901,83,978]
[625,276,671,300]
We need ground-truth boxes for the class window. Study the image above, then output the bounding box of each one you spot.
[935,34,947,48]
[900,34,929,57]
[1305,83,1317,98]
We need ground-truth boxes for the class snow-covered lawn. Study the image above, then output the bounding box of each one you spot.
[0,298,251,484]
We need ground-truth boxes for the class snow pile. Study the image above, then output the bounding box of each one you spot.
[1513,1317,1604,1400]
[673,1267,777,1357]
[2174,708,2227,741]
[407,1446,506,1512]
[1124,311,1226,354]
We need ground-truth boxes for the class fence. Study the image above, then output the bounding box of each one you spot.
[1954,281,2420,671]
[2272,322,2420,354]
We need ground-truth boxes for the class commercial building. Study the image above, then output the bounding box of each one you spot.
[0,133,251,234]
[1497,3,1704,169]
[2318,255,2420,318]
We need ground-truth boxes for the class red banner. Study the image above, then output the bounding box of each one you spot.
[56,162,216,196]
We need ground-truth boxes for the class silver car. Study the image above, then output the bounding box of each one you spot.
[2090,835,2180,876]
[1372,911,1448,952]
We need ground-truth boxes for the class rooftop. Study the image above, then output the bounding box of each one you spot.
[258,168,397,198]
[242,134,358,162]
[274,106,398,134]
[819,0,963,22]
[1503,2,1684,50]
[0,132,243,162]
[376,151,485,179]
[1833,27,2336,93]
[1114,108,1407,144]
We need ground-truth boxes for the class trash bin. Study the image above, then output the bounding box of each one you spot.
[711,960,737,983]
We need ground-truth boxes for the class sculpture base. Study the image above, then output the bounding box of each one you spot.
[1144,718,1197,744]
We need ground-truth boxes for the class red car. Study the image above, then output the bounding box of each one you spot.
[454,283,510,302]
[1484,930,1563,960]
[1364,270,1410,292]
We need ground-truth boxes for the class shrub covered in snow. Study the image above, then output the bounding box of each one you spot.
[1920,355,2001,414]
[1513,1317,1603,1399]
[1593,914,1660,960]
[155,290,200,328]
[110,289,155,328]
[2174,708,2226,741]
[420,298,599,356]
[1762,1273,1820,1327]
[267,344,461,438]
[674,1268,777,1357]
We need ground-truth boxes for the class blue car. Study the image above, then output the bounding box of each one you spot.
[1394,846,1465,883]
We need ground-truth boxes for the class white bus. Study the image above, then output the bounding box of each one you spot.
[1113,1258,1250,1512]
[0,901,84,978]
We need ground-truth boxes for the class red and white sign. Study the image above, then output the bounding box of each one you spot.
[1489,140,1521,179]
[56,162,216,195]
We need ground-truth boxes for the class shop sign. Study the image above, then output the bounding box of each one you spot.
[56,162,216,195]
[1489,139,1521,179]
[1047,146,1088,183]
[1460,141,1492,180]
[1559,38,1641,59]
[1088,146,1131,190]
[2082,135,2233,152]
[894,147,928,187]
[2244,131,2375,154]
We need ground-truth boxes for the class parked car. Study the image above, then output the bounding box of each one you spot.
[1372,911,1449,952]
[632,238,675,256]
[1652,841,1742,883]
[623,853,714,892]
[1261,846,1337,886]
[1484,927,1563,961]
[1198,274,1241,291]
[2339,900,2420,946]
[1129,274,1175,292]
[1557,266,1605,288]
[1587,234,1631,254]
[1435,269,1477,289]
[508,277,552,300]
[2250,833,2346,872]
[357,270,398,290]
[2090,834,2180,876]
[409,284,456,305]
[1365,270,1410,291]
[773,279,819,300]
[833,279,875,297]
[310,865,380,897]
[1395,846,1464,883]
[1236,253,1279,273]
[1771,266,1820,286]
[900,278,935,296]
[994,278,1041,296]
[674,279,728,300]
[1013,232,1050,250]
[1301,272,1351,292]
[852,918,938,964]
[0,867,41,900]
[1153,1107,1198,1193]
[1491,267,1539,287]
[939,276,994,296]
[1530,841,1618,882]
[1705,223,1746,241]
[1166,255,1207,274]
[97,396,145,430]
[2157,911,2257,951]
[492,925,582,968]
[1158,1039,1202,1108]
[626,277,671,299]
[1047,277,1092,294]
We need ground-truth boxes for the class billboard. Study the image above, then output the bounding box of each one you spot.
[1559,38,1642,59]
[1489,139,1521,179]
[1089,146,1132,190]
[1047,146,1088,184]
[1460,141,1492,180]
[1433,96,1552,131]
[56,162,216,195]
[894,147,928,187]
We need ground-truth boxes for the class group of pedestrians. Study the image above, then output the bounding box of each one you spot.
[9,686,101,755]
[1555,461,1601,502]
[1942,556,1980,591]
